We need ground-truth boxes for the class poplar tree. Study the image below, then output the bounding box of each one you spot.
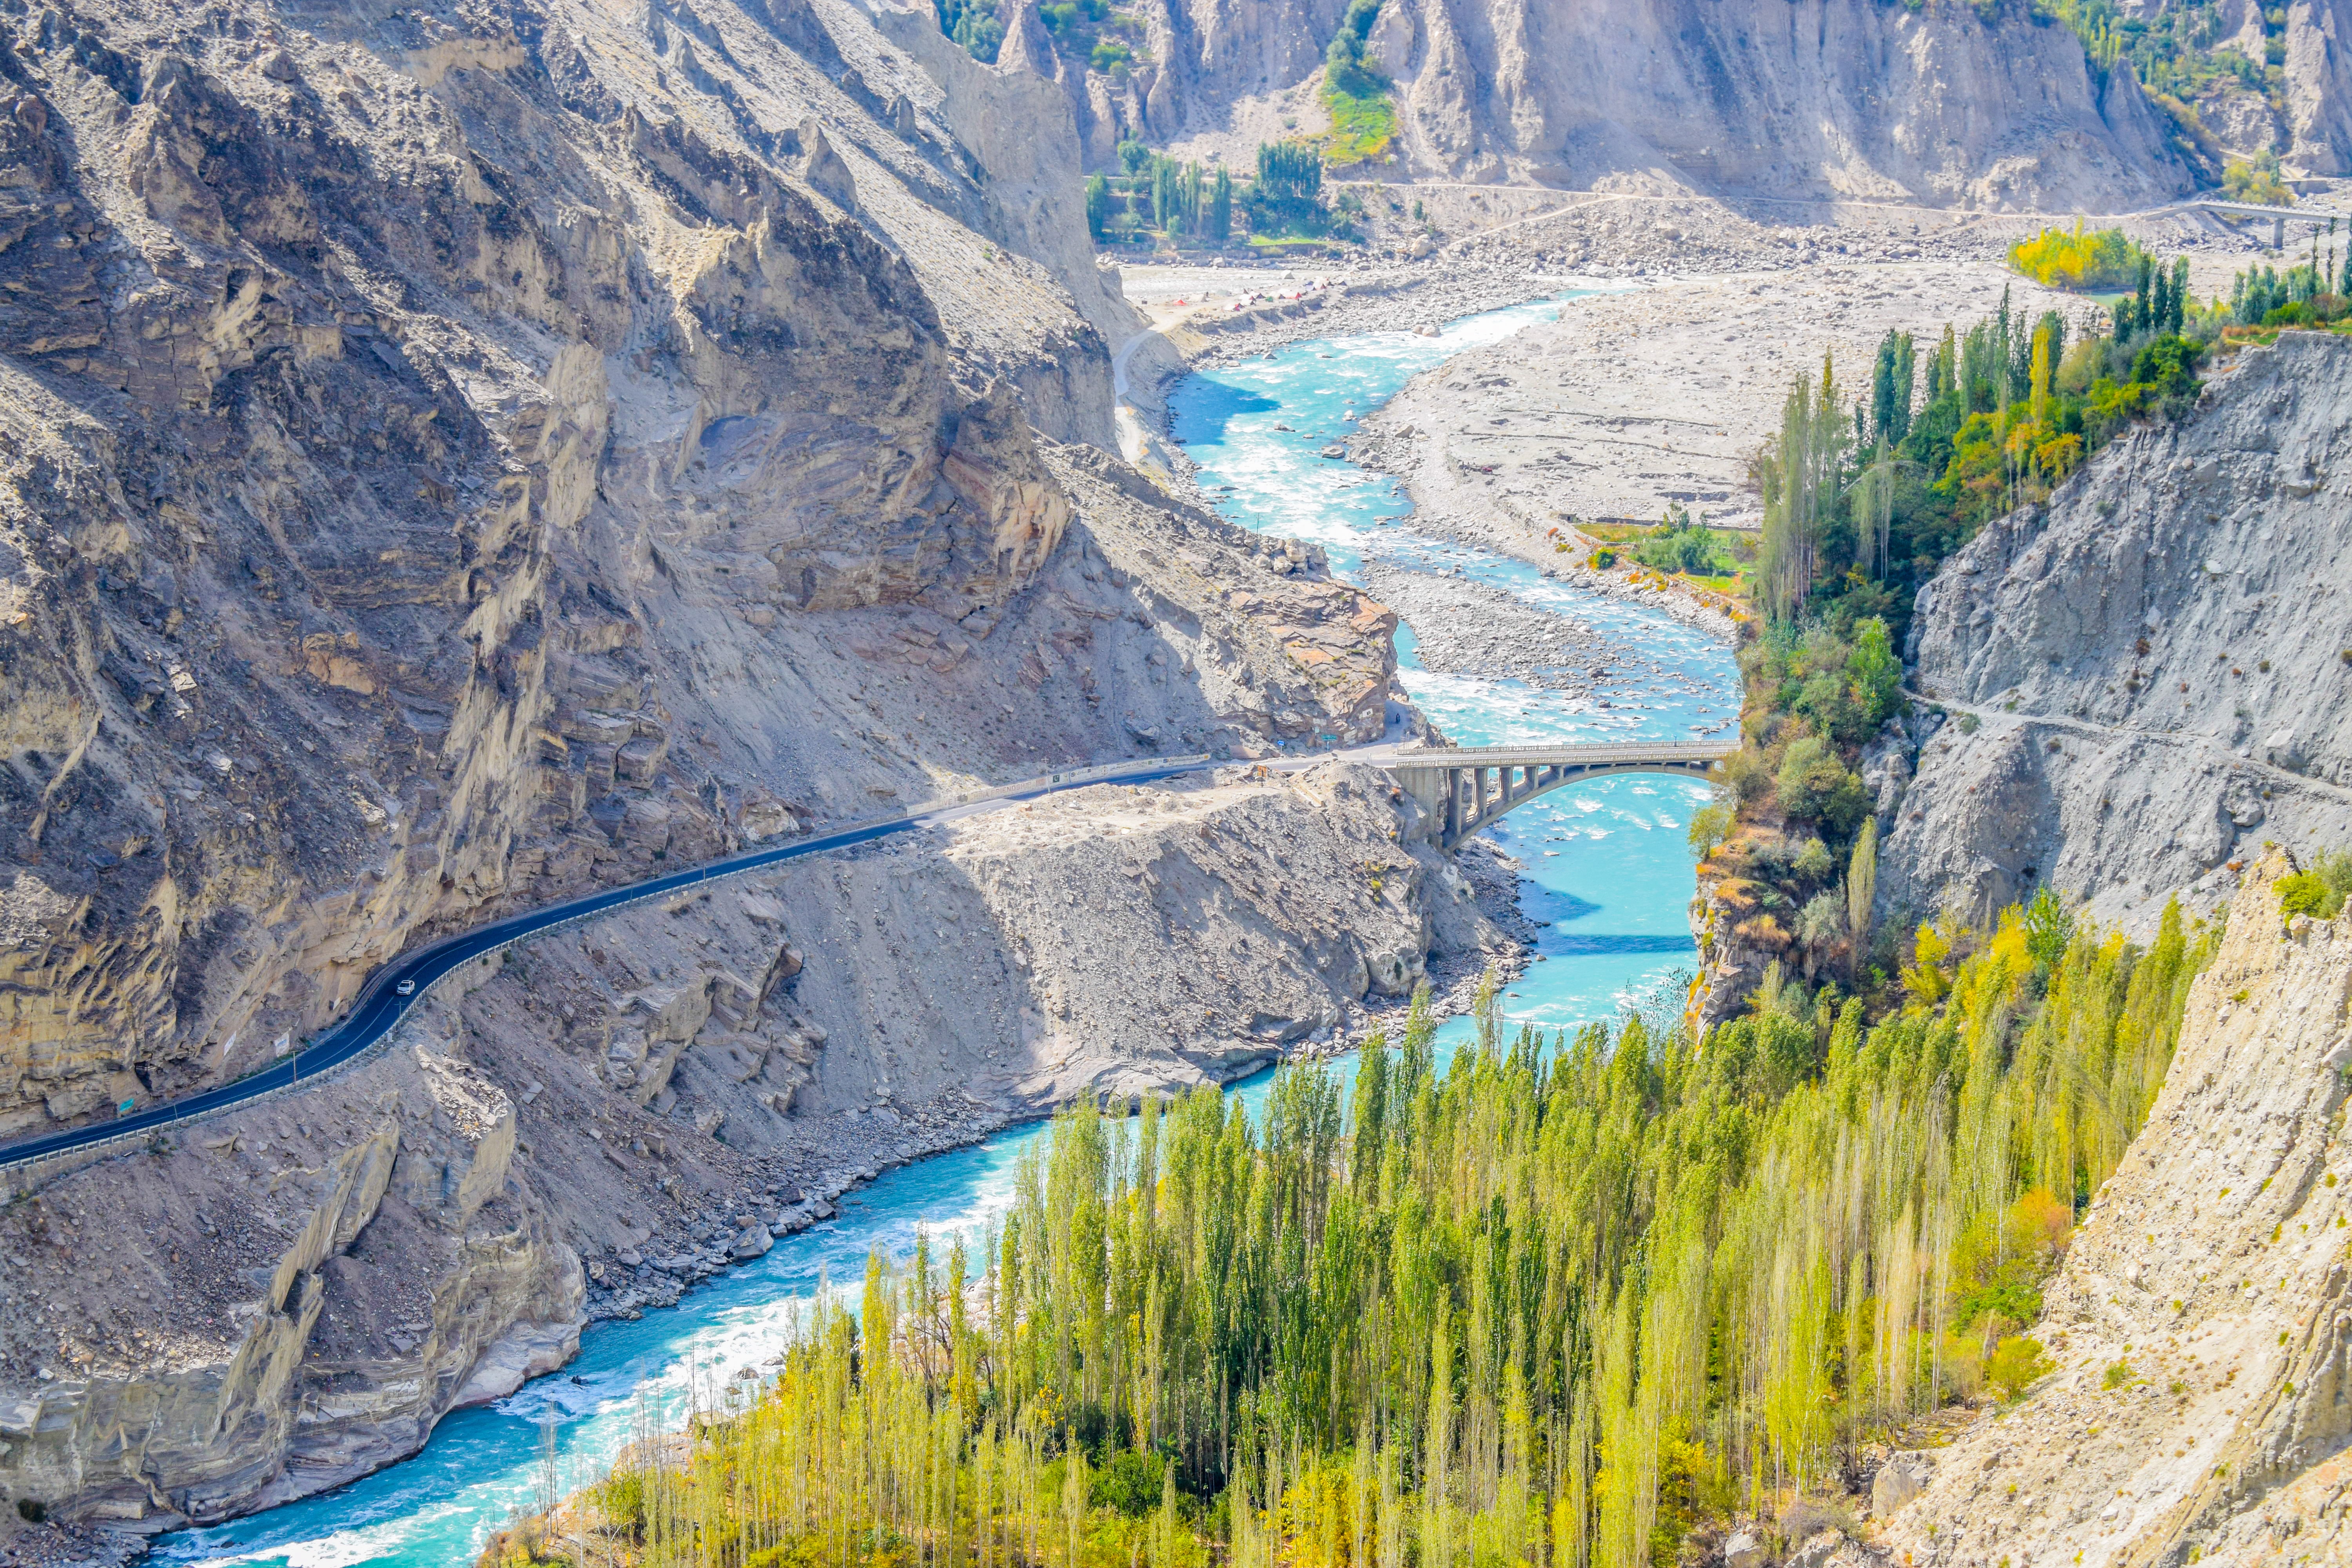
[1851,442,1896,581]
[1757,355,1848,623]
[1084,174,1110,242]
[2028,319,2054,428]
[556,909,2217,1568]
[1847,818,1877,970]
[1871,330,1917,446]
[1890,332,1915,441]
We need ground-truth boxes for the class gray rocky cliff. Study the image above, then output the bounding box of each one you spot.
[1876,853,2352,1563]
[1878,333,2352,936]
[1127,0,2195,207]
[0,0,1374,1151]
[2285,0,2352,174]
[0,0,1449,1531]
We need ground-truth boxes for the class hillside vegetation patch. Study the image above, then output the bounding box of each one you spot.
[527,895,2214,1568]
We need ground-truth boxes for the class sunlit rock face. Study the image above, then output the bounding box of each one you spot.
[1067,0,2196,207]
[0,0,1138,1141]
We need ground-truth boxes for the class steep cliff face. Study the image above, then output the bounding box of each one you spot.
[0,979,583,1528]
[1067,0,2196,206]
[1875,853,2352,1564]
[1877,334,2352,936]
[0,0,1443,1522]
[2286,0,2352,174]
[0,0,1410,1152]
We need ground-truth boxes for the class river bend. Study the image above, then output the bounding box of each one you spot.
[157,292,1740,1568]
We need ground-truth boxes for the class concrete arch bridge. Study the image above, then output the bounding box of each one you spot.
[1386,742,1733,849]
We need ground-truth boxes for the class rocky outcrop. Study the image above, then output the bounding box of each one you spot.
[1127,0,2193,207]
[0,752,1503,1532]
[864,0,1136,350]
[1879,333,2352,935]
[1875,852,2352,1564]
[2286,0,2352,174]
[0,0,1426,1526]
[0,975,581,1529]
[0,0,1392,1151]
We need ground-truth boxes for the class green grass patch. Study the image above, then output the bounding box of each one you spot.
[2217,318,2352,351]
[1322,86,1394,165]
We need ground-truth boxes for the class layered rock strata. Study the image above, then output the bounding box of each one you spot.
[0,0,1410,1149]
[1014,0,2198,208]
[0,0,1437,1532]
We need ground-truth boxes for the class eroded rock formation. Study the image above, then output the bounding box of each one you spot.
[0,993,581,1526]
[0,755,1510,1531]
[1013,0,2200,208]
[0,0,1449,1528]
[1878,333,2352,935]
[0,0,1407,1149]
[1875,852,2352,1563]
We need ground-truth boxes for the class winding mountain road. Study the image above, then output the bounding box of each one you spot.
[1904,688,2352,808]
[0,722,1730,1174]
[0,752,1227,1173]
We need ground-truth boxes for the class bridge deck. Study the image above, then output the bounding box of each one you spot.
[1383,741,1732,848]
[1386,741,1734,767]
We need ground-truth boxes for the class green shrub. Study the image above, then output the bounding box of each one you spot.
[2130,334,2204,401]
[1590,546,1617,569]
[2023,886,2074,970]
[1634,508,1730,576]
[1688,800,1736,860]
[1798,891,1847,946]
[2277,851,2351,921]
[2009,223,2146,292]
[2102,1359,2134,1390]
[1089,1447,1167,1517]
[1987,1335,2055,1400]
[1794,837,1834,880]
[1776,737,1868,834]
[2223,152,2292,206]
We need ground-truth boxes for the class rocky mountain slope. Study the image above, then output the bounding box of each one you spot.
[0,0,1412,1151]
[0,755,1514,1534]
[2286,0,2352,175]
[2149,0,2352,176]
[1873,851,2352,1565]
[0,0,1488,1534]
[1876,332,2352,937]
[1035,0,2199,207]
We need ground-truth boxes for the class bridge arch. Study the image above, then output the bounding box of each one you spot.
[1384,742,1732,849]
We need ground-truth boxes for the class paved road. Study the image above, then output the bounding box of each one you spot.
[0,753,1234,1171]
[0,726,1721,1171]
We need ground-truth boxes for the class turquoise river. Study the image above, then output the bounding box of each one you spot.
[156,290,1741,1567]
